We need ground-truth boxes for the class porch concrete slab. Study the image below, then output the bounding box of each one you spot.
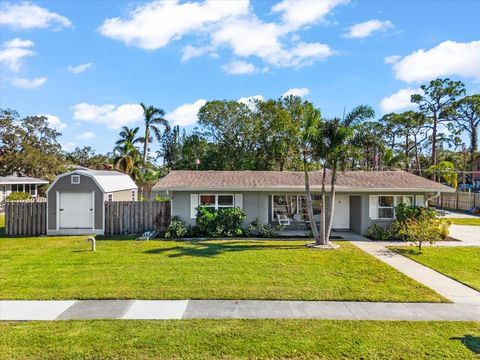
[0,300,75,320]
[183,300,294,319]
[56,300,134,320]
[123,300,188,319]
[351,241,480,305]
[289,301,354,319]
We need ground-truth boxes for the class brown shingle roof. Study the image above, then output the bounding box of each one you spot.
[153,170,454,192]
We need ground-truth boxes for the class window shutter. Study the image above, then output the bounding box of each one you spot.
[369,195,378,220]
[190,194,199,219]
[415,195,424,207]
[235,194,243,209]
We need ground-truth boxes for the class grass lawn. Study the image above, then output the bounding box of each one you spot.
[391,246,480,291]
[1,320,479,359]
[0,237,446,302]
[448,217,480,226]
[0,213,4,236]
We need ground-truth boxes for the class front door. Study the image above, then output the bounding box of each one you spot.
[59,192,94,229]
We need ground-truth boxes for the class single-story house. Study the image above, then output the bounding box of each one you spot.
[46,169,138,236]
[152,170,454,235]
[0,176,49,202]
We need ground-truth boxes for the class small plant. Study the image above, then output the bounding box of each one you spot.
[248,219,284,238]
[164,216,188,238]
[396,215,450,251]
[6,192,32,201]
[364,224,392,241]
[195,207,247,237]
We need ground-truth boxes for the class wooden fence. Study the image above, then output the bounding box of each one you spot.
[4,200,47,236]
[104,201,170,235]
[431,192,480,211]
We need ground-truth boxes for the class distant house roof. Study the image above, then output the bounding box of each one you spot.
[153,170,454,193]
[48,169,137,193]
[0,176,48,185]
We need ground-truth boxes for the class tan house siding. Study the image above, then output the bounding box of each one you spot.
[105,189,136,201]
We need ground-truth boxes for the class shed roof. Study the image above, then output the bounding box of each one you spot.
[0,176,48,185]
[48,169,137,193]
[152,170,454,193]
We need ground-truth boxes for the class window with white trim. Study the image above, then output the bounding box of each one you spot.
[107,193,113,202]
[378,195,414,219]
[71,175,80,184]
[199,194,234,211]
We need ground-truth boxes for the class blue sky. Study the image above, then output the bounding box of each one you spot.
[1,0,479,155]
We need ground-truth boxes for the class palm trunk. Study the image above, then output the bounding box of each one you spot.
[414,134,422,176]
[143,128,149,163]
[320,166,327,245]
[303,153,320,244]
[325,162,337,243]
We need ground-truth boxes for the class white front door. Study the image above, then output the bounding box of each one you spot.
[332,194,350,229]
[59,192,94,229]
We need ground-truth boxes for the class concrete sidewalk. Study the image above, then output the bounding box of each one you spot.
[351,241,480,305]
[1,299,479,321]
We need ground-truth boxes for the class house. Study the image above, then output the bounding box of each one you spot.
[472,156,480,189]
[0,176,49,203]
[46,169,137,236]
[152,170,454,235]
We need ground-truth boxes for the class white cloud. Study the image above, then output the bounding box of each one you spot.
[76,131,96,140]
[391,40,480,83]
[282,87,310,97]
[0,1,72,30]
[343,19,393,38]
[10,77,47,89]
[38,114,66,131]
[379,88,422,114]
[98,0,249,50]
[222,60,257,75]
[0,38,35,72]
[165,99,207,127]
[98,0,343,70]
[68,63,93,74]
[71,103,143,129]
[384,55,401,64]
[272,0,348,29]
[61,142,76,151]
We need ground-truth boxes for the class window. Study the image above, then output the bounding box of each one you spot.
[378,196,395,219]
[397,196,413,207]
[273,194,322,221]
[12,184,18,192]
[199,194,234,211]
[71,175,80,184]
[131,190,136,201]
[107,193,113,202]
[30,184,36,195]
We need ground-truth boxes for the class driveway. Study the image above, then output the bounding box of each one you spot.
[448,224,480,245]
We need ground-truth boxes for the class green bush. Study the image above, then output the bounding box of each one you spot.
[248,219,284,238]
[395,204,436,222]
[396,216,451,251]
[364,224,393,241]
[6,192,32,201]
[195,207,247,237]
[164,216,188,238]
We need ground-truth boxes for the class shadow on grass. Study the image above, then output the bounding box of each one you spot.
[451,335,480,354]
[144,241,303,258]
[391,247,423,256]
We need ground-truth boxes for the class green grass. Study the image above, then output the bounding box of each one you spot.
[1,320,479,359]
[0,213,4,236]
[0,237,446,302]
[391,246,480,291]
[448,217,480,226]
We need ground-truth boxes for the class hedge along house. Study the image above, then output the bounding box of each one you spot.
[152,170,454,235]
[46,169,137,235]
[0,176,48,202]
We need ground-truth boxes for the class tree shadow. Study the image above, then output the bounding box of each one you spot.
[144,241,303,258]
[451,335,480,354]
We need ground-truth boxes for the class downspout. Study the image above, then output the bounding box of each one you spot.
[426,192,441,207]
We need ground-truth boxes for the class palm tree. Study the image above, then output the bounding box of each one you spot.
[140,103,169,164]
[113,127,142,178]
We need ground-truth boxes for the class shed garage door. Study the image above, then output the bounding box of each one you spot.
[59,192,93,229]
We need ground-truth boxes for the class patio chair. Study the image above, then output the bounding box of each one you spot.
[293,214,305,229]
[277,214,291,226]
[136,230,158,241]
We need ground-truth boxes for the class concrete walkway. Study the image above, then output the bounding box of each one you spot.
[1,299,479,321]
[351,241,480,305]
[449,224,480,245]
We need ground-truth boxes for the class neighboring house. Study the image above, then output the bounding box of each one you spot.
[0,176,48,203]
[46,169,137,236]
[472,156,480,189]
[152,170,454,235]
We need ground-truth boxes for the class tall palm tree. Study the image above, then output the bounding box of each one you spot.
[113,126,142,178]
[140,103,169,164]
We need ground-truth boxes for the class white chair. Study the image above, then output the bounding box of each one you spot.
[277,214,291,226]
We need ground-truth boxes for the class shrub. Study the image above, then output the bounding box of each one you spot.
[396,215,450,251]
[164,216,188,238]
[395,204,436,222]
[6,192,32,201]
[248,219,284,238]
[364,224,393,241]
[195,207,247,237]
